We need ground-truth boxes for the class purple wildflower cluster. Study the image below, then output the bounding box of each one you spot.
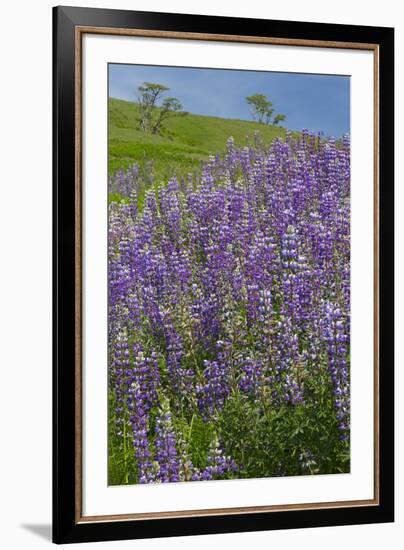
[109,130,350,484]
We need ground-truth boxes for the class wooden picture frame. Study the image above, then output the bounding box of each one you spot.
[53,5,394,544]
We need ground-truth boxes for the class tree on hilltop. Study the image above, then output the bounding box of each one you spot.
[246,93,286,126]
[136,82,187,134]
[273,113,286,126]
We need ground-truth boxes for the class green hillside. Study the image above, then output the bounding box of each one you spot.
[109,97,287,182]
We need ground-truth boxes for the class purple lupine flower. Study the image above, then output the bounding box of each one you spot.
[108,129,351,483]
[199,435,238,480]
[132,344,160,411]
[196,358,230,419]
[154,398,180,483]
[129,383,155,483]
[239,357,263,396]
[323,302,350,441]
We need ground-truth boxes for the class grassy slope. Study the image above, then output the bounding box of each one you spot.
[109,97,287,181]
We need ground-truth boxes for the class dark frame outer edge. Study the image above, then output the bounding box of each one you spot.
[52,5,394,544]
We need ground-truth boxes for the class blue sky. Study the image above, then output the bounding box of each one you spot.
[109,64,350,138]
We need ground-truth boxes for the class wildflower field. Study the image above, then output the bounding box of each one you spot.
[108,131,350,485]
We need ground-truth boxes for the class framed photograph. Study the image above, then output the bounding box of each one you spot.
[53,5,394,544]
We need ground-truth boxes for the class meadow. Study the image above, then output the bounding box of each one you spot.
[108,100,350,485]
[109,98,286,181]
